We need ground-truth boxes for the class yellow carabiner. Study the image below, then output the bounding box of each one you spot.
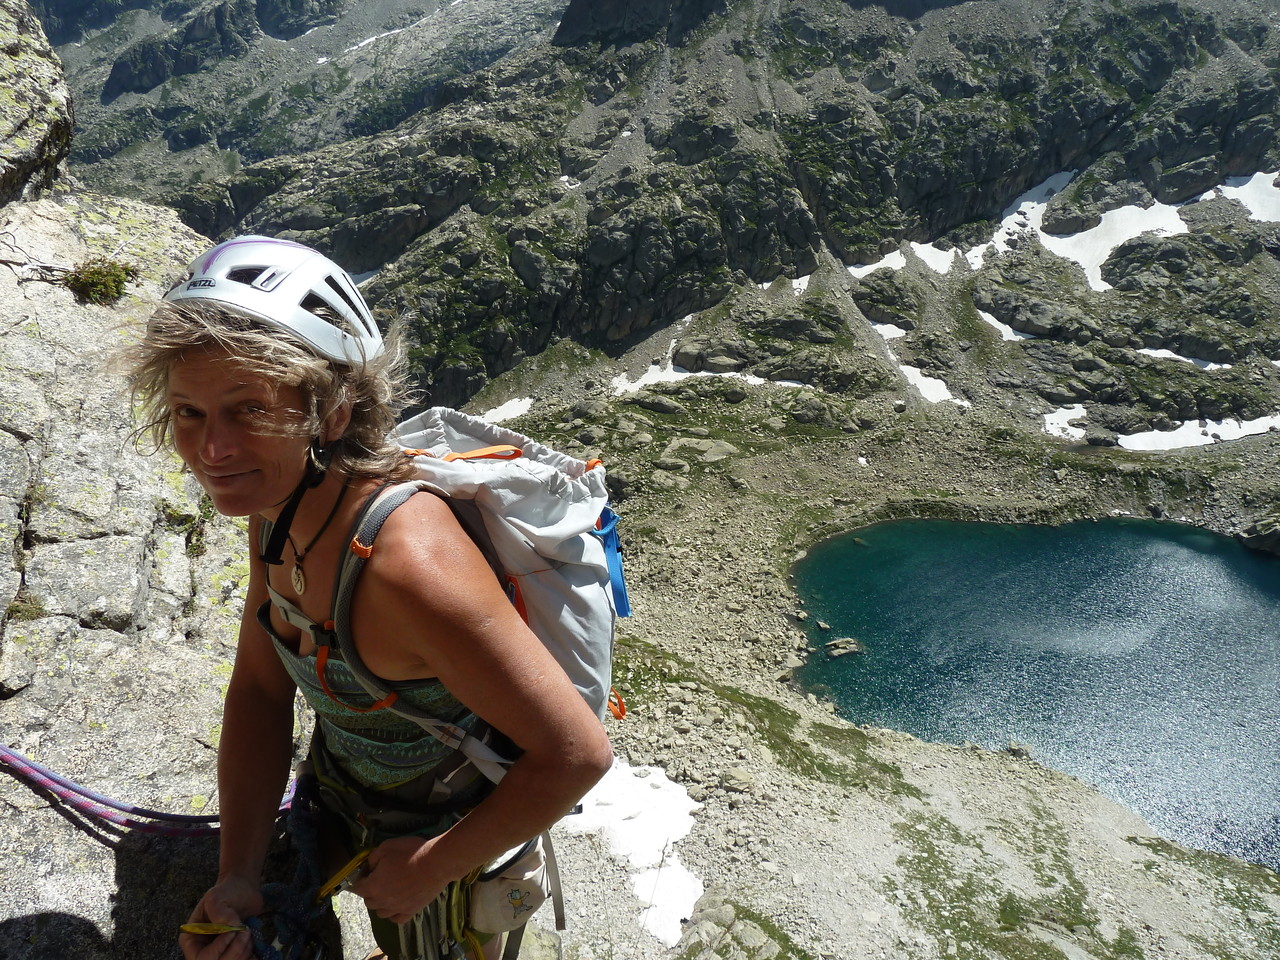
[316,848,372,901]
[180,922,247,936]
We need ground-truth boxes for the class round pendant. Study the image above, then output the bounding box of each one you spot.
[291,562,307,594]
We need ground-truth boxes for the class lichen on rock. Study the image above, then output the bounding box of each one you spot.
[0,0,72,206]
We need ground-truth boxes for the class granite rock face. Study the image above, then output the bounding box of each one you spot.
[0,0,72,206]
[0,194,243,960]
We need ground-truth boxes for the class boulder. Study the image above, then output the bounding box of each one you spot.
[672,337,760,374]
[1239,512,1280,558]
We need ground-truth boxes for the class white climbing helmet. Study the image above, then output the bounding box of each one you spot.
[163,235,383,365]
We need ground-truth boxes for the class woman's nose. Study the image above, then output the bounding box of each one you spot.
[198,416,237,464]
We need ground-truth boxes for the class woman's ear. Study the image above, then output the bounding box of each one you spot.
[321,400,353,445]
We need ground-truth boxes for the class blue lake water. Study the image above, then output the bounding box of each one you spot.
[793,518,1280,871]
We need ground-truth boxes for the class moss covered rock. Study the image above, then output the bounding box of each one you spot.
[0,0,72,206]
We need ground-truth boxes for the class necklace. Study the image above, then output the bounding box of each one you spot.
[286,480,349,594]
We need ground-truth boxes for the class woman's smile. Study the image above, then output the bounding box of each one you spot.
[166,349,311,518]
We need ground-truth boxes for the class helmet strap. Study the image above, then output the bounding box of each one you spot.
[260,442,330,567]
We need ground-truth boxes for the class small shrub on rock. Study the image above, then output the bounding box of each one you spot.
[62,256,140,305]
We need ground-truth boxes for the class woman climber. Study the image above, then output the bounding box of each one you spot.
[124,235,612,960]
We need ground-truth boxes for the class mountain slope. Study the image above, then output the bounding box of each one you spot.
[2,3,1280,960]
[147,0,1280,446]
[41,0,565,199]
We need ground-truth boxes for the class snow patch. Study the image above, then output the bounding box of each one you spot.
[977,309,1036,342]
[1038,201,1187,291]
[909,241,959,274]
[1137,348,1231,371]
[900,365,968,405]
[560,761,703,946]
[479,397,533,423]
[867,325,968,406]
[1044,404,1088,441]
[1117,414,1280,451]
[848,250,906,277]
[611,322,780,395]
[872,323,908,341]
[345,28,405,54]
[1205,170,1280,221]
[965,171,1076,271]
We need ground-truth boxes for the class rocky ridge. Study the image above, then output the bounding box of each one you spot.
[0,0,72,205]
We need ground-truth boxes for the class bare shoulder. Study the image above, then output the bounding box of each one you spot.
[349,487,517,678]
[360,490,490,594]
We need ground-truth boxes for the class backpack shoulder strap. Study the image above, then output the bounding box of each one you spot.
[329,481,512,784]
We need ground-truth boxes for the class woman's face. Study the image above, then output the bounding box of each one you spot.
[166,348,311,518]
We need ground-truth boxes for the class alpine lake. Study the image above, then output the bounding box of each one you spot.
[793,517,1280,872]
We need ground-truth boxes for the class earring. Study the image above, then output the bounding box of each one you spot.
[309,438,329,467]
[305,438,331,486]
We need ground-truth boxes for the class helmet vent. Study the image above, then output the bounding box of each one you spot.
[226,267,267,285]
[301,293,356,337]
[324,276,368,329]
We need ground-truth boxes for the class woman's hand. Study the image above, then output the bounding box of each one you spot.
[179,875,263,960]
[350,834,453,925]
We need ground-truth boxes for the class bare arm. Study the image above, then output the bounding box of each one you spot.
[181,517,298,960]
[349,494,614,922]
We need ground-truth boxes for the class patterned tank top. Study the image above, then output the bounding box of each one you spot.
[258,587,487,791]
[257,511,487,793]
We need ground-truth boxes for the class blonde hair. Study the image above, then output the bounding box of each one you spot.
[123,301,417,481]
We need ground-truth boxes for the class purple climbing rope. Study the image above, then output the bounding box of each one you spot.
[2,744,323,958]
[0,743,290,836]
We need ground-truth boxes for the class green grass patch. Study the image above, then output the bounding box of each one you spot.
[711,685,856,786]
[5,593,46,622]
[611,633,694,712]
[809,721,924,798]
